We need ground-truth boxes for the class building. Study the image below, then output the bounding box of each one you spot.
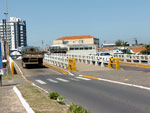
[0,17,27,50]
[101,43,116,48]
[52,35,99,54]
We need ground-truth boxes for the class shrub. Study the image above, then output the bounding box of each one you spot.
[126,52,132,54]
[48,92,59,100]
[57,96,65,105]
[69,103,89,113]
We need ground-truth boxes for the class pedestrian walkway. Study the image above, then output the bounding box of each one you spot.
[0,75,28,113]
[0,86,26,113]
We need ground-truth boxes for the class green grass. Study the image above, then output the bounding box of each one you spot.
[17,85,68,113]
[2,74,20,80]
[2,75,13,80]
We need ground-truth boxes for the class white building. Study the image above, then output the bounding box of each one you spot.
[0,17,27,50]
[52,35,99,54]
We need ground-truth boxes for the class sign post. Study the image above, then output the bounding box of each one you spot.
[0,75,2,86]
[0,42,3,86]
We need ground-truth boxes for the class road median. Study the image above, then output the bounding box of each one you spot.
[17,85,68,113]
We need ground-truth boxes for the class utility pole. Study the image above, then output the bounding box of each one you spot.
[133,38,137,53]
[4,0,9,59]
[42,40,44,51]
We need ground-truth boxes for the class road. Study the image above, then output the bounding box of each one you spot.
[120,64,150,73]
[15,60,150,113]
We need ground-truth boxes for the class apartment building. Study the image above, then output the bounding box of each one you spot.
[52,35,99,54]
[0,17,27,50]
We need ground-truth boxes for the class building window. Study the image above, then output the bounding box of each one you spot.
[79,40,83,43]
[80,47,83,50]
[89,47,92,50]
[75,48,79,50]
[85,47,88,50]
[70,47,74,50]
[63,41,68,44]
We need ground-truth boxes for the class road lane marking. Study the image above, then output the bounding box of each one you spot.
[68,72,74,76]
[82,75,99,80]
[56,78,69,82]
[76,77,91,80]
[36,80,47,84]
[47,79,58,83]
[124,78,128,81]
[68,78,80,81]
[79,75,150,91]
[14,61,49,93]
[98,78,150,90]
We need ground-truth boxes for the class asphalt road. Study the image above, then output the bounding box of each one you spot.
[15,60,150,113]
[120,64,150,73]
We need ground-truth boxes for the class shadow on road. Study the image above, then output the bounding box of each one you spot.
[25,65,48,69]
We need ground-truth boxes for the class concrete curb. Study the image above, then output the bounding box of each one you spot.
[13,86,35,113]
[43,63,69,74]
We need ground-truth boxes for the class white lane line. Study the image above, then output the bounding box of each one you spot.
[68,78,80,81]
[35,80,47,84]
[68,72,74,76]
[79,75,150,91]
[98,78,150,91]
[76,77,91,80]
[47,79,58,83]
[14,60,49,93]
[56,78,69,82]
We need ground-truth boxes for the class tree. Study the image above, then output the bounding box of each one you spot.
[145,44,150,54]
[115,40,123,46]
[122,41,129,46]
[115,40,129,46]
[140,44,150,55]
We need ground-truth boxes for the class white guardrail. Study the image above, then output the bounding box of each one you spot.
[43,53,110,69]
[113,54,150,64]
[44,53,150,70]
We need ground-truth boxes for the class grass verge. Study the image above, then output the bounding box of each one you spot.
[17,85,68,113]
[2,74,19,80]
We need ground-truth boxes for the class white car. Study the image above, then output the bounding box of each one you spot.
[96,52,112,62]
[96,52,112,56]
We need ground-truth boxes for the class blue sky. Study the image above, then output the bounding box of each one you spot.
[0,0,150,47]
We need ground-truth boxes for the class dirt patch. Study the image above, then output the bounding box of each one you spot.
[17,85,69,113]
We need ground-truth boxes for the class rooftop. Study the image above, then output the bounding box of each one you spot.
[56,35,95,40]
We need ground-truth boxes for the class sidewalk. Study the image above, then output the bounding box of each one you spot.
[73,62,150,87]
[0,75,28,113]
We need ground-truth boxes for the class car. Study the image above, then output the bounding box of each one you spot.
[96,52,112,56]
[96,52,112,62]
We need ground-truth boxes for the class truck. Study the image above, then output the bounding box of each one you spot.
[21,46,44,68]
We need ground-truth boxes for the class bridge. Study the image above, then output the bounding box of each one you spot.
[7,53,150,113]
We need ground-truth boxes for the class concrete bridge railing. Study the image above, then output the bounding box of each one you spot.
[44,54,68,69]
[43,53,110,69]
[113,54,150,64]
[44,53,150,69]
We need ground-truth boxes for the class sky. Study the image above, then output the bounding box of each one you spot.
[0,0,150,47]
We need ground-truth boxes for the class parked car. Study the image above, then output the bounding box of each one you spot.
[96,52,112,56]
[96,52,112,62]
